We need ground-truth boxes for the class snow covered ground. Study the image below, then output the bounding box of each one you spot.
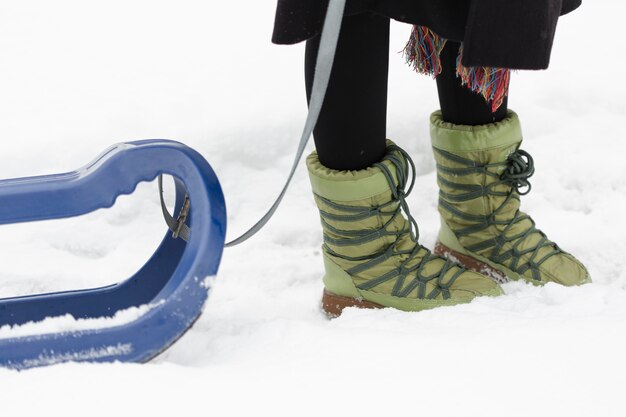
[1,1,625,415]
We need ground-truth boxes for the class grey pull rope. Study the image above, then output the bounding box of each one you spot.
[159,0,346,246]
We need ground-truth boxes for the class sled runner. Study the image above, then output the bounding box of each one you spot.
[0,140,226,370]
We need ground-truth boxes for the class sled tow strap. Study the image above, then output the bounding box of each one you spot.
[159,0,346,247]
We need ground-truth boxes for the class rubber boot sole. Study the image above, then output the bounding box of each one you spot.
[321,289,383,318]
[434,242,509,284]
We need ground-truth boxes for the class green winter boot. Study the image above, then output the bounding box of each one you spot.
[430,110,590,286]
[307,140,502,317]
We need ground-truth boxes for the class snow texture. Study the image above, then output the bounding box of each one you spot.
[0,303,156,340]
[0,1,625,416]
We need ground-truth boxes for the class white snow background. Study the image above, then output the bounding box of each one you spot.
[1,1,625,416]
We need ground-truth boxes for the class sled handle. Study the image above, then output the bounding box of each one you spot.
[0,140,206,225]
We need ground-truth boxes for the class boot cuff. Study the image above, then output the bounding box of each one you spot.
[306,140,400,202]
[430,110,523,152]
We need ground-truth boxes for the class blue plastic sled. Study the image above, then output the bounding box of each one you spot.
[0,140,226,370]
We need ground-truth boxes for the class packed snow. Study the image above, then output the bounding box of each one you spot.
[0,303,157,340]
[1,1,625,416]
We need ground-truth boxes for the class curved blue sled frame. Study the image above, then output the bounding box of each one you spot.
[0,140,226,370]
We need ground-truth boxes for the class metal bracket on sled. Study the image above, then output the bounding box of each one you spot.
[0,140,226,370]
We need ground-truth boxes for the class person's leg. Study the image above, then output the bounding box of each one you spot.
[435,41,508,125]
[304,15,502,317]
[429,41,589,286]
[305,12,389,171]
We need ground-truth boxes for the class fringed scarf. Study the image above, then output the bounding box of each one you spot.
[404,25,511,113]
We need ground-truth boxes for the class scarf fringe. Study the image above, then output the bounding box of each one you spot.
[404,25,511,113]
[403,25,447,77]
[456,46,511,113]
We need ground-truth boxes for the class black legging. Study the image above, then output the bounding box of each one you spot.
[305,12,508,171]
[436,41,508,126]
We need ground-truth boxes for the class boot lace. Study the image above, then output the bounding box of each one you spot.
[501,149,535,195]
[316,145,467,300]
[435,147,561,281]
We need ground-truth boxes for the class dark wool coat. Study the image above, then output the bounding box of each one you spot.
[272,0,582,69]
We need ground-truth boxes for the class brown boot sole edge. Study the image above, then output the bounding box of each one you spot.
[321,289,384,318]
[433,242,509,284]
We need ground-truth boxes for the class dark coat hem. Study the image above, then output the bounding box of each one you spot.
[272,0,582,70]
